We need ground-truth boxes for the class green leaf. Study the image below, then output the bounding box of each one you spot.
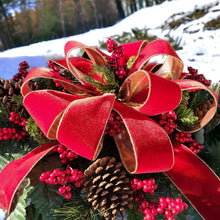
[0,153,25,171]
[126,204,143,220]
[0,155,9,171]
[7,179,32,220]
[29,182,64,220]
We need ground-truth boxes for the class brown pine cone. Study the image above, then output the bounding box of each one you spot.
[195,98,215,119]
[83,157,133,220]
[0,78,24,111]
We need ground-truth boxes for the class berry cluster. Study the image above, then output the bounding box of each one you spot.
[13,61,29,82]
[39,166,83,200]
[56,144,78,164]
[47,60,67,92]
[189,140,204,154]
[157,197,188,220]
[104,111,123,136]
[106,38,129,80]
[130,178,188,220]
[0,112,27,141]
[9,111,28,127]
[138,197,188,220]
[131,178,157,205]
[174,132,203,153]
[140,200,164,220]
[130,178,157,194]
[47,60,60,73]
[159,111,177,135]
[181,67,211,87]
[174,132,192,143]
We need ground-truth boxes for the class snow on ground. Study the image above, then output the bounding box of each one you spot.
[0,0,219,82]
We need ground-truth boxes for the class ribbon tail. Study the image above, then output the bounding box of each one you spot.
[166,141,220,220]
[0,142,59,214]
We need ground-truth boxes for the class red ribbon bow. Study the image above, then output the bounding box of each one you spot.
[0,39,219,219]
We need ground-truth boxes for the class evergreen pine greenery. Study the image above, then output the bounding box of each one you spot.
[26,117,51,145]
[174,90,199,130]
[84,65,120,94]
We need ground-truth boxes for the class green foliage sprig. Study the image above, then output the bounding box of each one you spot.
[175,90,199,130]
[10,94,24,107]
[28,182,64,220]
[84,65,120,94]
[54,190,102,220]
[26,117,51,145]
[127,56,136,70]
[188,90,208,111]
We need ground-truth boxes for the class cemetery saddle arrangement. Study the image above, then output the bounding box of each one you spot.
[0,38,220,220]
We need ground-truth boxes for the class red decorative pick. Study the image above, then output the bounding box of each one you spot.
[0,39,219,219]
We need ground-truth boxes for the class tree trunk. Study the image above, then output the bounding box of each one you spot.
[138,0,143,9]
[145,0,153,7]
[130,0,137,13]
[91,0,99,28]
[0,1,14,49]
[115,0,125,19]
[59,0,66,37]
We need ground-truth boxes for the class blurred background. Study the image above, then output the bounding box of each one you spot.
[0,0,168,51]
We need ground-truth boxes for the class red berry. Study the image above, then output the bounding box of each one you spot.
[58,186,66,194]
[165,210,172,217]
[65,185,71,192]
[157,207,164,214]
[65,192,72,200]
[74,181,82,188]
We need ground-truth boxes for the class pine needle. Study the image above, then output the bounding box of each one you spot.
[84,65,120,94]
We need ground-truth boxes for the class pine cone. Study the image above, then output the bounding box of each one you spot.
[83,157,133,220]
[195,98,215,119]
[0,78,23,111]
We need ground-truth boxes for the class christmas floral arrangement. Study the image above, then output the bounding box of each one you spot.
[0,38,220,220]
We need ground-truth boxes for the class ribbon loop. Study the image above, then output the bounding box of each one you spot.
[176,79,218,132]
[129,39,183,80]
[21,67,97,97]
[64,41,107,85]
[118,70,182,116]
[121,40,148,60]
[113,101,174,174]
[23,90,84,139]
[57,93,115,160]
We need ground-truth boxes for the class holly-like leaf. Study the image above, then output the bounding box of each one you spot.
[29,182,64,220]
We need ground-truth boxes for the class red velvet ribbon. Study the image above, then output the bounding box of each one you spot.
[166,141,220,220]
[0,39,219,218]
[0,142,58,214]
